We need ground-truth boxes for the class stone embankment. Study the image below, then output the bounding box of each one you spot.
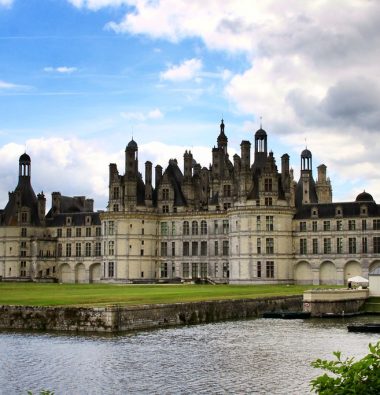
[0,295,302,333]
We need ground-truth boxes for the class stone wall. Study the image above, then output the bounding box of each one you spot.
[303,289,369,317]
[0,296,302,333]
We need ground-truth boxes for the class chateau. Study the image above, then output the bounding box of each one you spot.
[1,121,380,285]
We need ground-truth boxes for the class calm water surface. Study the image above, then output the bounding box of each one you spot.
[1,316,379,395]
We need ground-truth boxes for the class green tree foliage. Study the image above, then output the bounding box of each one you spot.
[310,341,380,394]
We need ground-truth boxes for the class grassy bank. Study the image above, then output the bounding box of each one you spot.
[0,283,340,307]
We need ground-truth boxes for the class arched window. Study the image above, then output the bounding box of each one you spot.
[192,221,198,235]
[183,221,189,235]
[201,220,207,235]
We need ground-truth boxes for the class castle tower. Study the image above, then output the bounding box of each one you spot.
[316,164,332,203]
[253,127,267,169]
[183,150,193,179]
[125,139,138,210]
[125,139,138,180]
[217,119,228,155]
[296,148,318,206]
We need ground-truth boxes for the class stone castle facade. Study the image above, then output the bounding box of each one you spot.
[1,121,380,284]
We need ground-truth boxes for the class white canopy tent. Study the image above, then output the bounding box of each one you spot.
[347,276,369,283]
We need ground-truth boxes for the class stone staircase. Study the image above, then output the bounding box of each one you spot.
[364,297,380,314]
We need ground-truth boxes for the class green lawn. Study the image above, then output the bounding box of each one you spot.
[0,283,339,307]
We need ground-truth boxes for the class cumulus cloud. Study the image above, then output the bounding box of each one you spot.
[120,108,164,122]
[44,66,78,74]
[160,59,203,82]
[65,0,380,201]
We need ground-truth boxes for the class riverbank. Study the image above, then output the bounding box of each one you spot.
[0,295,302,332]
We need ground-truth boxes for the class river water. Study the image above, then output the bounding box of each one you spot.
[1,316,379,395]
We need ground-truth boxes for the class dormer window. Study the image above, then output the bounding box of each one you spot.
[360,205,368,216]
[335,206,342,218]
[66,217,72,226]
[311,207,318,218]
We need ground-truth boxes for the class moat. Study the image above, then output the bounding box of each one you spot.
[1,316,379,394]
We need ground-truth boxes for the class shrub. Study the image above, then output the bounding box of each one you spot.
[310,341,380,394]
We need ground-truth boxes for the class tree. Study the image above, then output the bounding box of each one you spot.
[310,341,380,394]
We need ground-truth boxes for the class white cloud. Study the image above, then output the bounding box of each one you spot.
[67,0,128,10]
[120,108,164,122]
[44,66,78,74]
[160,58,203,82]
[64,1,380,201]
[0,0,13,7]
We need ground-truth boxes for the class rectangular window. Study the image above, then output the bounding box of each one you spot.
[373,237,380,253]
[108,241,114,255]
[182,262,189,278]
[161,222,168,236]
[66,243,71,257]
[201,221,207,235]
[85,242,91,257]
[337,238,343,254]
[192,241,198,256]
[323,221,331,231]
[349,238,356,254]
[75,243,81,257]
[374,219,380,230]
[312,221,317,232]
[66,228,72,238]
[223,184,231,197]
[264,178,273,192]
[362,220,367,231]
[95,242,101,256]
[21,228,27,237]
[214,220,219,234]
[171,222,176,236]
[348,220,356,231]
[323,238,331,254]
[312,238,318,254]
[113,187,119,199]
[162,205,169,213]
[201,241,207,256]
[223,220,229,234]
[299,222,306,232]
[362,237,368,253]
[214,241,218,256]
[183,242,189,256]
[336,220,343,231]
[76,228,82,237]
[162,188,169,200]
[171,242,175,256]
[108,262,114,277]
[257,261,261,278]
[256,216,261,231]
[265,197,273,206]
[200,262,208,278]
[160,262,168,278]
[57,228,62,238]
[161,242,168,256]
[108,221,114,236]
[57,243,63,257]
[257,238,261,254]
[192,263,199,278]
[96,227,101,237]
[86,227,91,237]
[222,240,229,256]
[300,239,307,254]
[266,261,274,278]
[266,216,274,231]
[266,238,274,254]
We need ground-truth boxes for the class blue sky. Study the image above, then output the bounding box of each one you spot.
[1,0,380,209]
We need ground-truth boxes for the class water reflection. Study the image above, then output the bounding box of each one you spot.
[0,316,379,395]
